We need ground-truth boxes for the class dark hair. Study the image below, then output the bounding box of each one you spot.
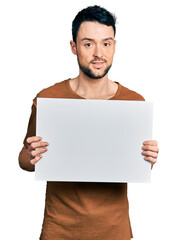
[72,5,117,43]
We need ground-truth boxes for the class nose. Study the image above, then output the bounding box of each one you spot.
[93,44,103,58]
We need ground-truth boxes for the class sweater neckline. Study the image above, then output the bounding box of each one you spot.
[65,78,121,100]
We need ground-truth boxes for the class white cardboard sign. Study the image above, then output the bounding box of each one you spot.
[36,98,153,183]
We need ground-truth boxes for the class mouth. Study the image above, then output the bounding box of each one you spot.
[91,61,105,69]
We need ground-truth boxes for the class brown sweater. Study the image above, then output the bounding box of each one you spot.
[22,79,144,240]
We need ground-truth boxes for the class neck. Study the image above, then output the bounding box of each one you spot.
[69,72,118,99]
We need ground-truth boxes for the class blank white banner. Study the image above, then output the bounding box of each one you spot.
[36,98,153,183]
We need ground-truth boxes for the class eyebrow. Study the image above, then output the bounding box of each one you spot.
[81,37,114,42]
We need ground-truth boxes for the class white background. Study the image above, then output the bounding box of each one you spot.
[0,0,176,239]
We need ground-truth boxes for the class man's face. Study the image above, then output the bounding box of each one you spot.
[70,21,116,79]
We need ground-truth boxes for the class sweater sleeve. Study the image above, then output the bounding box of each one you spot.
[23,100,37,149]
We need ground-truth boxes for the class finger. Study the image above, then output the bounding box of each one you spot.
[26,136,42,145]
[142,150,158,158]
[31,147,48,158]
[144,156,157,165]
[30,141,49,150]
[31,155,42,165]
[143,140,158,146]
[142,145,159,153]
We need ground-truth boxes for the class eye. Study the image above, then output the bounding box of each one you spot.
[85,42,92,47]
[104,42,110,47]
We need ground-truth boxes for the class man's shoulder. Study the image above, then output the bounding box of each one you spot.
[37,79,68,97]
[118,83,145,101]
[33,79,70,106]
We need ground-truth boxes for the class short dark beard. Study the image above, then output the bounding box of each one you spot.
[77,56,112,79]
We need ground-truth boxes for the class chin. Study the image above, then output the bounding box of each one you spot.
[78,60,112,80]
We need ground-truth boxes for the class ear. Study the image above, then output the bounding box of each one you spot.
[70,40,77,55]
[113,39,117,54]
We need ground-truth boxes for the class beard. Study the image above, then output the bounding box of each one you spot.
[77,56,112,79]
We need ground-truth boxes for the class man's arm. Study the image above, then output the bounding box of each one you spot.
[18,136,49,172]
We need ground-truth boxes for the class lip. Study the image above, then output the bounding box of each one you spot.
[92,61,105,68]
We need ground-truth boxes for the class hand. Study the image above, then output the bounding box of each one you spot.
[26,136,49,165]
[142,140,159,169]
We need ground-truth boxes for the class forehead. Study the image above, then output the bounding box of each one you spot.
[77,21,114,41]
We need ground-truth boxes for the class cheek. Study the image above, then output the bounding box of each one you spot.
[106,50,115,62]
[77,50,92,64]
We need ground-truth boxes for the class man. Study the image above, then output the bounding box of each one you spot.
[19,5,159,240]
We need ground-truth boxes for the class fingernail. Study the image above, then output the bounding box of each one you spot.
[36,155,42,160]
